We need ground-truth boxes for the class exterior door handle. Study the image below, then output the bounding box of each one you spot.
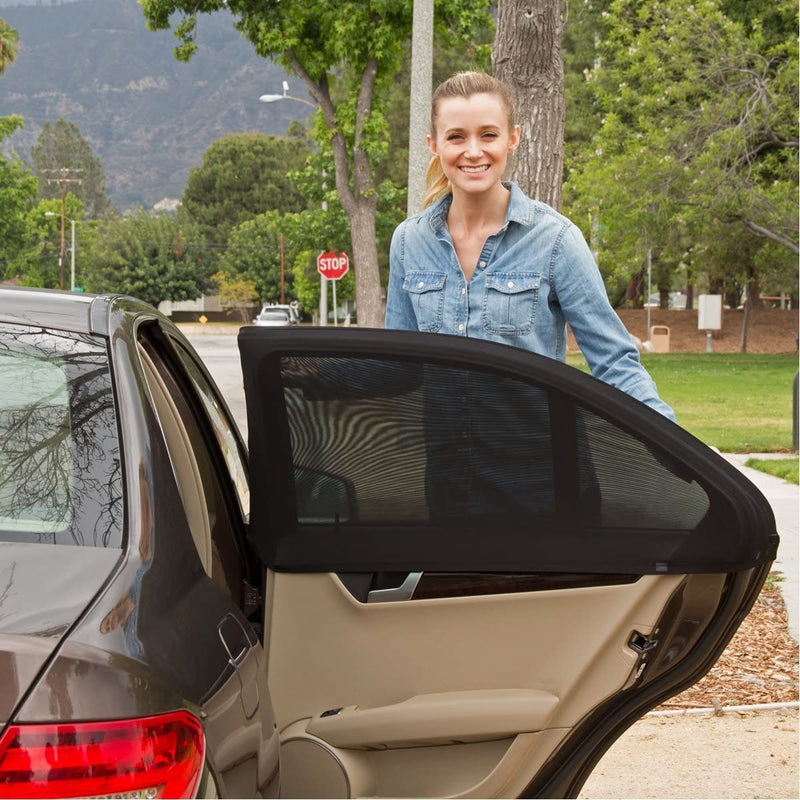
[367,572,423,603]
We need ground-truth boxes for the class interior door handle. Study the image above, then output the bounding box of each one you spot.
[367,572,423,603]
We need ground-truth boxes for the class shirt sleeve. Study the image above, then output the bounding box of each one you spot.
[552,224,676,422]
[385,222,418,331]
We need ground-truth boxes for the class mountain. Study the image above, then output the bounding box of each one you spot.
[0,0,312,208]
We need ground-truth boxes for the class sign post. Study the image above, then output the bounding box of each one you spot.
[316,251,349,327]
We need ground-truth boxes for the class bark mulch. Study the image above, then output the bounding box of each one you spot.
[657,582,799,710]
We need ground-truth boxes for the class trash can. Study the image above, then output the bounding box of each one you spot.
[650,325,671,353]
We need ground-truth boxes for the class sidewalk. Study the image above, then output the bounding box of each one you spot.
[724,453,799,642]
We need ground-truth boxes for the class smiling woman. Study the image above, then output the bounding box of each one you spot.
[385,71,675,422]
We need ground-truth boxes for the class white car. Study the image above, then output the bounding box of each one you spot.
[254,305,298,326]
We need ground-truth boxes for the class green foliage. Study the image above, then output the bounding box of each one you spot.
[31,118,111,219]
[211,269,259,322]
[181,132,311,265]
[12,195,89,289]
[745,457,799,484]
[217,210,295,304]
[564,0,798,306]
[83,209,211,307]
[0,17,19,74]
[0,115,38,280]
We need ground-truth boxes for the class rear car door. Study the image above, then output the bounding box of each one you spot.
[239,326,777,799]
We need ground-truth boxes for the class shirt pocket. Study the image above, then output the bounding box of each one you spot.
[403,271,447,333]
[482,273,541,336]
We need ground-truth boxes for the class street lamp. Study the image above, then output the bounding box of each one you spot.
[45,212,77,291]
[259,80,317,109]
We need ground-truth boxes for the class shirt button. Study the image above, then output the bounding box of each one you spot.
[461,288,466,296]
[458,323,465,331]
[507,281,515,288]
[479,261,486,267]
[418,281,425,288]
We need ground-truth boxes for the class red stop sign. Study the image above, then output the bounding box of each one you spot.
[317,250,349,280]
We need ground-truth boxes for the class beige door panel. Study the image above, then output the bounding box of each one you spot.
[266,570,688,797]
[266,570,684,730]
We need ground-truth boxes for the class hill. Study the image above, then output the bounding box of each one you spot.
[0,0,312,208]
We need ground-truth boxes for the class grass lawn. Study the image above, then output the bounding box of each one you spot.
[745,458,799,484]
[566,353,798,452]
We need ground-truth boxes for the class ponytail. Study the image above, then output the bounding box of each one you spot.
[422,155,451,209]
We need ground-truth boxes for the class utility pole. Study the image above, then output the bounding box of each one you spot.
[407,0,434,216]
[41,168,83,290]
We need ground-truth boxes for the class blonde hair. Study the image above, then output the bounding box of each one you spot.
[422,71,516,209]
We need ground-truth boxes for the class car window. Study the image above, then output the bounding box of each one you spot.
[0,324,123,547]
[258,310,290,322]
[139,333,249,604]
[169,340,250,522]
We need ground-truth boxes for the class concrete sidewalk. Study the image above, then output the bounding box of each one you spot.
[724,453,799,642]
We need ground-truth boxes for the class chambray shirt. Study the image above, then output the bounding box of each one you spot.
[386,183,675,421]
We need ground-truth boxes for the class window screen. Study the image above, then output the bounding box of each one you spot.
[0,324,122,547]
[240,327,777,575]
[282,356,707,531]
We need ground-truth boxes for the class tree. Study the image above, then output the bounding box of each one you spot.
[0,116,38,280]
[31,119,112,219]
[12,195,88,290]
[140,0,493,328]
[217,210,295,304]
[212,270,260,322]
[564,0,798,310]
[0,18,18,75]
[181,132,311,266]
[493,0,566,209]
[83,209,210,307]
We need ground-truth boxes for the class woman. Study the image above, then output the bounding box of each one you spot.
[386,71,674,421]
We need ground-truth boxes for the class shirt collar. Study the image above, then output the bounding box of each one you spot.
[427,182,534,233]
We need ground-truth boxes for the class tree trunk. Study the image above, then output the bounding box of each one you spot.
[625,269,644,308]
[291,54,385,328]
[659,288,670,309]
[685,266,694,311]
[745,263,761,310]
[347,201,384,328]
[492,0,566,210]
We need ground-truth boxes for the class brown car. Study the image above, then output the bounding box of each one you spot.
[0,287,778,798]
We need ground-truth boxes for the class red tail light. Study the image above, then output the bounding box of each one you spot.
[0,710,205,799]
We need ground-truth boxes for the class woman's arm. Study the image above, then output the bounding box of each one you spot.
[552,224,676,421]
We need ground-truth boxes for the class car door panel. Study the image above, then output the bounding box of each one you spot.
[238,327,777,798]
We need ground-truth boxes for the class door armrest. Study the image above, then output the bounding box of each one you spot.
[305,688,559,749]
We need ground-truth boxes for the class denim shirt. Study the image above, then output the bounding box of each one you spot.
[386,183,675,421]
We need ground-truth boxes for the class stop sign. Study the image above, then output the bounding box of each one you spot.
[317,250,349,280]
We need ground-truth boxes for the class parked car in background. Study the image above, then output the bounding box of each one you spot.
[254,304,298,327]
[0,287,778,799]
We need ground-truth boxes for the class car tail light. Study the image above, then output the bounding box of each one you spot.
[0,710,205,799]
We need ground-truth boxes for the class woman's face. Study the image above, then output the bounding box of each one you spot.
[428,92,520,199]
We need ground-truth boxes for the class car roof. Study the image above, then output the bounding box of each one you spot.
[0,287,114,335]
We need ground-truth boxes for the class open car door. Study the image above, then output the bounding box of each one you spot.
[238,327,777,799]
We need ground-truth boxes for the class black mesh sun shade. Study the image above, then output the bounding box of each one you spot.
[239,328,778,575]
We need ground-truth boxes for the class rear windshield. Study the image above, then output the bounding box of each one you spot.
[0,324,123,547]
[258,310,290,321]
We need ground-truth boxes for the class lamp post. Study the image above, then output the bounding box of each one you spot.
[45,212,77,291]
[259,80,317,109]
[259,83,323,321]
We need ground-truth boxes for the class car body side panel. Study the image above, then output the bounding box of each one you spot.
[0,545,121,725]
